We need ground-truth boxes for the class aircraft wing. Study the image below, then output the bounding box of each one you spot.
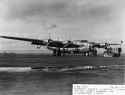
[0,35,80,48]
[109,43,121,45]
[0,35,47,45]
[64,42,80,48]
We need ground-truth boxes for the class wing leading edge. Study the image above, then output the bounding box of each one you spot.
[0,35,47,45]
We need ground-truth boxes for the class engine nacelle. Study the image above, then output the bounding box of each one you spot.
[31,40,41,45]
[31,40,47,45]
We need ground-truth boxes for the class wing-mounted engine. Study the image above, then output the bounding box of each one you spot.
[31,40,48,49]
[31,40,47,45]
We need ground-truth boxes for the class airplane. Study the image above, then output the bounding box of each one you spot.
[0,35,123,57]
[0,35,81,56]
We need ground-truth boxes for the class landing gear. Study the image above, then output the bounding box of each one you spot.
[57,48,61,56]
[103,47,121,57]
[89,48,97,56]
[53,50,57,56]
[52,48,61,56]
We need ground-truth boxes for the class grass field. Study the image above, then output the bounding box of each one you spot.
[0,54,124,67]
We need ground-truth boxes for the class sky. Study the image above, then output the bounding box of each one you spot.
[0,0,125,53]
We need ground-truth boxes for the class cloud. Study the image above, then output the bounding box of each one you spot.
[0,0,124,33]
[0,0,124,38]
[4,0,69,20]
[1,0,121,23]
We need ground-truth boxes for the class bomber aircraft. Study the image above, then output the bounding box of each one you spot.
[0,35,123,57]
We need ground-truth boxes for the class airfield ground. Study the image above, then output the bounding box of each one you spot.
[0,54,124,67]
[0,54,124,95]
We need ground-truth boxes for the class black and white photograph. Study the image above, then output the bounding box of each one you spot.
[0,0,125,95]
